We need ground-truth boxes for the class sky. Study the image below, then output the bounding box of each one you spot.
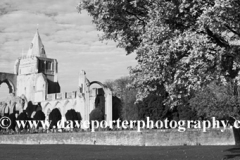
[0,0,137,100]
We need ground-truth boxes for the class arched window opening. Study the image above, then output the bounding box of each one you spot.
[0,82,11,102]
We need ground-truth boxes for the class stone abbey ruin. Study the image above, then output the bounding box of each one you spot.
[0,30,113,129]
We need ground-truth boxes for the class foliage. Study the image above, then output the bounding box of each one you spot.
[49,108,62,129]
[25,101,39,117]
[105,76,138,120]
[112,96,122,121]
[78,0,151,55]
[89,108,104,122]
[136,94,168,121]
[65,109,81,129]
[94,93,105,116]
[8,113,16,131]
[33,110,46,121]
[190,82,240,119]
[104,76,196,121]
[121,90,138,121]
[65,109,81,121]
[17,111,29,130]
[78,0,240,116]
[133,93,198,121]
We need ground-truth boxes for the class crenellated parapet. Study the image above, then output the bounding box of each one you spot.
[45,91,78,101]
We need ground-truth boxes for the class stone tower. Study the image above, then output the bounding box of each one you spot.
[15,30,60,103]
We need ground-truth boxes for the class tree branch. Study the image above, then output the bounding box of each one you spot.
[204,26,229,48]
[125,10,146,29]
[224,24,240,38]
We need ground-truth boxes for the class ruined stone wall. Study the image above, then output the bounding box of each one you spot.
[0,72,17,93]
[89,88,97,115]
[17,73,47,102]
[41,91,82,120]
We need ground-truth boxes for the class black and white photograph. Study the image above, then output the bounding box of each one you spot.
[1,0,240,159]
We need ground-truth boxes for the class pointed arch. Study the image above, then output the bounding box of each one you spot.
[0,79,15,94]
[54,101,63,115]
[43,102,52,120]
[89,81,107,88]
[0,73,17,94]
[63,100,74,116]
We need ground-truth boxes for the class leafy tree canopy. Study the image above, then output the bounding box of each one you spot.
[78,0,240,108]
[190,81,240,119]
[136,94,168,121]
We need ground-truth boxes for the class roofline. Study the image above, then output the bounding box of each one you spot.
[18,55,57,61]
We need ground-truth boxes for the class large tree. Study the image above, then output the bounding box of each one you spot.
[78,0,240,110]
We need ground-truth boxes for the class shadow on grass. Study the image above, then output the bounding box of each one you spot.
[222,127,240,159]
[224,147,240,159]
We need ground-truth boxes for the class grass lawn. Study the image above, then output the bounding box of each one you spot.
[0,144,239,160]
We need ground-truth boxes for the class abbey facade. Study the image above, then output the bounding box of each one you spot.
[0,31,112,124]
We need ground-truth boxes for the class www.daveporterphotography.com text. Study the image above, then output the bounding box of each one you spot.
[0,117,239,133]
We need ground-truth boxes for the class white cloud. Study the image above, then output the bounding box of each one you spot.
[0,0,137,98]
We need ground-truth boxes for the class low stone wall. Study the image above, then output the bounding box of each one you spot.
[0,128,235,146]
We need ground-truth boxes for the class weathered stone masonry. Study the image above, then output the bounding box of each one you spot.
[0,30,112,124]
